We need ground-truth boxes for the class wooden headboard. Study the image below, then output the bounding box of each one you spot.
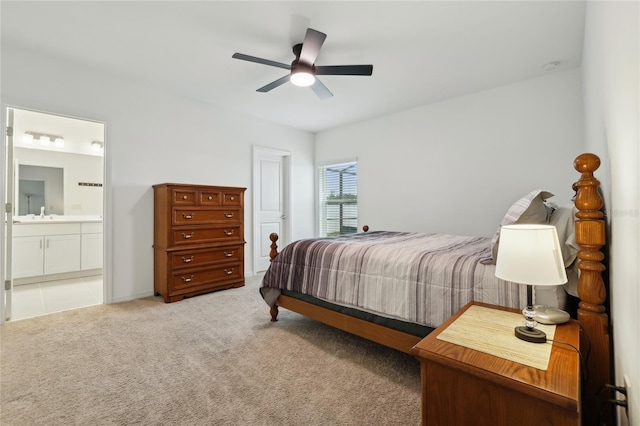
[573,153,612,425]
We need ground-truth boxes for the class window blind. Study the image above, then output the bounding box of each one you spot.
[319,161,358,237]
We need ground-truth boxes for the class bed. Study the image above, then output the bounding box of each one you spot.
[260,153,611,425]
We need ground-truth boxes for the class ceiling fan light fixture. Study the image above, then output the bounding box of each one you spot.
[232,27,372,99]
[290,70,315,87]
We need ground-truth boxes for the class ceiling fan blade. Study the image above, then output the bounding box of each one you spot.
[256,75,291,93]
[232,53,291,70]
[299,28,326,65]
[310,78,333,100]
[315,65,373,76]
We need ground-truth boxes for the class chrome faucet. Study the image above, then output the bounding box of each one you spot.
[40,206,45,218]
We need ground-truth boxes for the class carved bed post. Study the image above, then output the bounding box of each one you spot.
[573,153,611,426]
[269,232,279,322]
[269,232,279,262]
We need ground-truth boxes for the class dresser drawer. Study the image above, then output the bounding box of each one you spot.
[173,208,241,225]
[171,263,242,291]
[171,245,243,269]
[172,188,197,205]
[223,191,243,206]
[171,225,242,246]
[199,190,222,206]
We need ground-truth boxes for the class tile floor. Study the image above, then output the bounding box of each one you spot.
[9,275,103,321]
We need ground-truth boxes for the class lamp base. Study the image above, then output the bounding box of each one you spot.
[515,326,547,343]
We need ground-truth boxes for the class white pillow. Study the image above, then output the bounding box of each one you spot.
[488,190,555,264]
[548,204,580,267]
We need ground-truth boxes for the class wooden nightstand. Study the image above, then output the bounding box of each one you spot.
[411,301,580,426]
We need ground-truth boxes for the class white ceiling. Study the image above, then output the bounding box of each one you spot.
[1,1,586,133]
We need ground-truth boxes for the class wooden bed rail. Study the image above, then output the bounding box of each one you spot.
[573,153,611,426]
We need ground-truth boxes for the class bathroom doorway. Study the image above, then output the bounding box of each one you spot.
[4,107,106,321]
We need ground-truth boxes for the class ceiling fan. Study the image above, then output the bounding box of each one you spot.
[232,28,373,100]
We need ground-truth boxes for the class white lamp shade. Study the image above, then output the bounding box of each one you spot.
[494,224,568,286]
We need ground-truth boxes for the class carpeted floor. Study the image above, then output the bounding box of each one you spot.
[0,275,421,425]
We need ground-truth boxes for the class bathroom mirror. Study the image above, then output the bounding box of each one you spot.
[17,164,64,215]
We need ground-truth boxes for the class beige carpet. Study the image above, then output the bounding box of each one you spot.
[0,275,421,425]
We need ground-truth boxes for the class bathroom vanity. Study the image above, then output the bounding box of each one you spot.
[12,216,103,281]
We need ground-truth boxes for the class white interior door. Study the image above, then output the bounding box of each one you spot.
[253,147,290,273]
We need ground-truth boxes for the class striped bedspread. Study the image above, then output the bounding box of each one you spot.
[260,231,526,329]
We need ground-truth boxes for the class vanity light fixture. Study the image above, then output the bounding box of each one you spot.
[91,141,104,151]
[23,131,64,147]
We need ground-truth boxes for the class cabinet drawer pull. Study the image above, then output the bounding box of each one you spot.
[229,196,235,201]
[223,230,234,236]
[181,275,194,283]
[182,195,188,200]
[182,232,194,239]
[224,212,234,218]
[182,256,194,263]
[223,251,234,257]
[208,196,213,200]
[182,212,195,219]
[224,269,234,275]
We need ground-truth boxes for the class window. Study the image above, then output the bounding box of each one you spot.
[319,161,358,237]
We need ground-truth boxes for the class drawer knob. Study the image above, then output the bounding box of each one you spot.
[182,232,194,239]
[182,195,188,200]
[182,256,194,263]
[181,275,194,283]
[224,251,234,257]
[182,212,194,219]
[224,268,233,275]
[224,212,234,218]
[208,196,213,200]
[223,230,234,236]
[230,196,235,201]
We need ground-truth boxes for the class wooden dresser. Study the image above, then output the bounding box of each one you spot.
[411,302,580,426]
[153,183,246,302]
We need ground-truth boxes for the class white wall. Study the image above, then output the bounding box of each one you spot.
[1,45,315,305]
[582,2,639,425]
[316,69,585,237]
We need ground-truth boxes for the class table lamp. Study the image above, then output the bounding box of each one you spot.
[495,224,568,343]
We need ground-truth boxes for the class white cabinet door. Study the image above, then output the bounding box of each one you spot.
[13,236,44,278]
[44,234,81,275]
[81,233,103,270]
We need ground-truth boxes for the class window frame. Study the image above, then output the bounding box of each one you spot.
[318,159,358,237]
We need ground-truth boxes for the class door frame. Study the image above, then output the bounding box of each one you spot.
[1,106,110,323]
[2,108,15,322]
[252,146,291,275]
